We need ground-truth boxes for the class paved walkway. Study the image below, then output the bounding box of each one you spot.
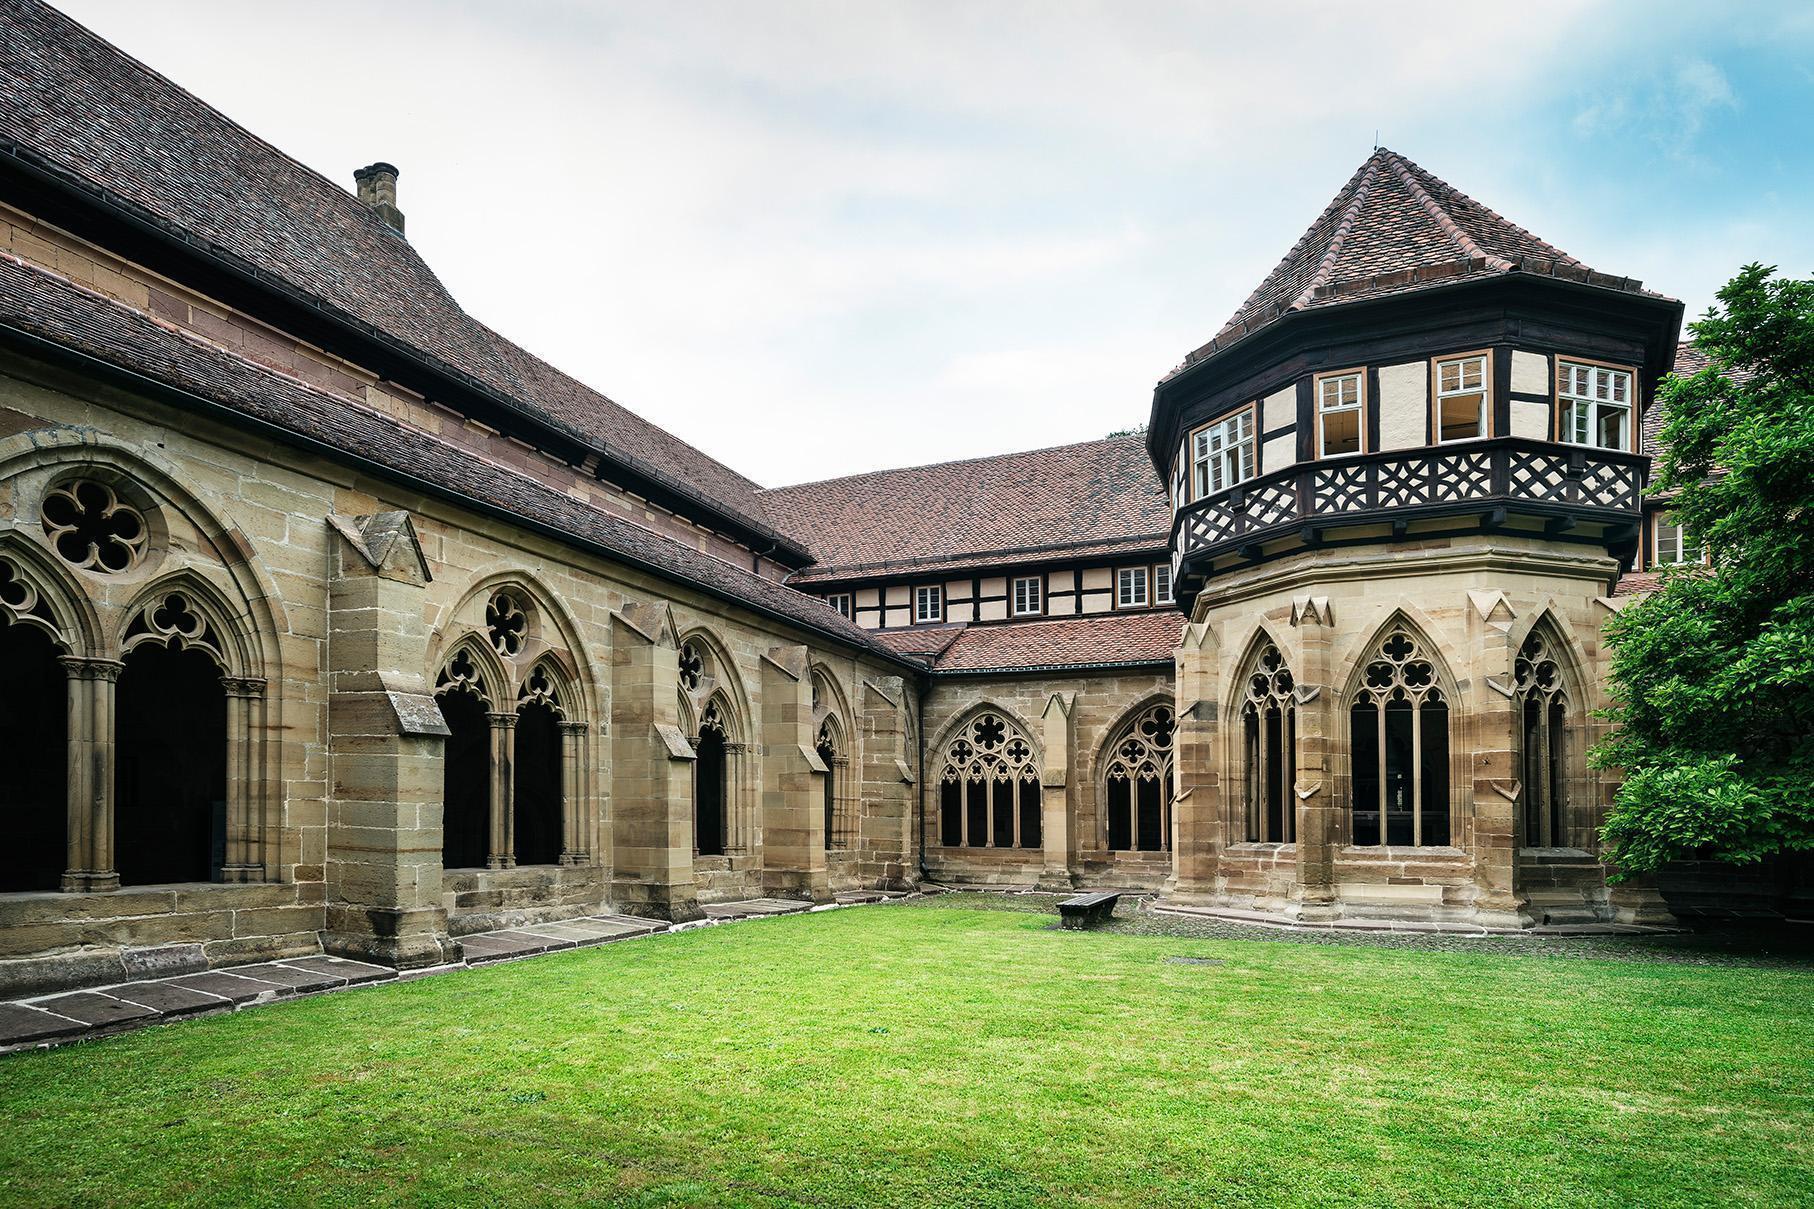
[0,893,901,1056]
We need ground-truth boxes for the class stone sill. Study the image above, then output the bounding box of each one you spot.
[1336,846,1468,861]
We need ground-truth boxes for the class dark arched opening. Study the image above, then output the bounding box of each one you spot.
[513,699,562,865]
[0,623,67,891]
[116,643,224,885]
[816,729,837,851]
[440,690,490,868]
[695,724,727,856]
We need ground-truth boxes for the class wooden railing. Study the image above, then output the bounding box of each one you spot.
[1172,437,1646,565]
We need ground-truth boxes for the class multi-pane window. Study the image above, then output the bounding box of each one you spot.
[1558,361,1633,451]
[1654,514,1704,566]
[826,593,852,619]
[1317,371,1364,457]
[1012,575,1042,616]
[914,585,942,624]
[1153,563,1173,606]
[1435,353,1488,442]
[1191,409,1254,498]
[1116,567,1149,608]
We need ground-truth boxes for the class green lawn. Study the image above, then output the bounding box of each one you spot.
[1,903,1810,1208]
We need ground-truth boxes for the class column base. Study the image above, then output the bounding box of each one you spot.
[322,905,459,969]
[761,872,832,904]
[1035,870,1079,892]
[217,864,267,884]
[61,870,121,893]
[487,856,517,870]
[613,879,706,923]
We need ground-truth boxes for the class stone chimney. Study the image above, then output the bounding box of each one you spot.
[353,162,405,235]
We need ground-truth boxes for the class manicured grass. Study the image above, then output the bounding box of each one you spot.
[1,904,1810,1208]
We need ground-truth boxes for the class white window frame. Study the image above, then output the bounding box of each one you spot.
[1116,566,1150,609]
[825,592,852,619]
[914,585,943,624]
[1433,352,1490,444]
[1011,575,1042,617]
[1654,514,1704,567]
[1315,370,1365,458]
[1191,407,1255,499]
[1153,563,1173,606]
[1557,360,1634,452]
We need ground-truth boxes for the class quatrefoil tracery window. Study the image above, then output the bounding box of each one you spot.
[1350,626,1450,846]
[485,591,528,659]
[678,640,705,694]
[1515,629,1571,847]
[1242,644,1297,843]
[1105,702,1175,852]
[937,710,1041,850]
[435,646,491,704]
[42,480,148,575]
[122,591,225,665]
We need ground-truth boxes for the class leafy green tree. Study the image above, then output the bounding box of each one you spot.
[1596,265,1814,876]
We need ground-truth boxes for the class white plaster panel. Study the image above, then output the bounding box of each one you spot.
[977,576,1006,598]
[1081,594,1110,615]
[883,584,908,606]
[1262,386,1296,431]
[1262,433,1295,475]
[977,599,1007,622]
[1045,594,1076,617]
[1511,399,1550,440]
[1378,362,1428,450]
[1511,350,1549,396]
[856,587,880,608]
[946,601,975,623]
[947,578,974,601]
[1080,567,1111,590]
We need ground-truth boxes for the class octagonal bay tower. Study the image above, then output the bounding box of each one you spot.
[1148,150,1682,928]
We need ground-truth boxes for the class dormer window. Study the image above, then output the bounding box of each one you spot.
[914,585,943,624]
[1116,567,1150,609]
[826,592,852,619]
[1191,408,1254,499]
[1558,361,1633,451]
[1434,353,1489,442]
[1316,371,1364,457]
[1012,575,1042,616]
[1654,514,1704,567]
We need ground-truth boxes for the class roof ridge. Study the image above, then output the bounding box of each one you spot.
[1381,150,1513,272]
[759,432,1146,494]
[1290,153,1383,309]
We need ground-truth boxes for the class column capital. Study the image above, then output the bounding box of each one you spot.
[558,719,589,736]
[221,675,268,698]
[58,655,124,682]
[487,711,519,728]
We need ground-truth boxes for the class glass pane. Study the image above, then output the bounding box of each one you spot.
[1597,405,1628,450]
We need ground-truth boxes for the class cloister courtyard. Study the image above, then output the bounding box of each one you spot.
[1,895,1809,1208]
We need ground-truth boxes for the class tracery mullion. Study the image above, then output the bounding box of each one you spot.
[1411,697,1423,847]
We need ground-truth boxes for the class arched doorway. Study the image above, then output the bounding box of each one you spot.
[116,640,226,885]
[0,620,67,891]
[513,696,562,865]
[695,703,728,856]
[436,648,493,869]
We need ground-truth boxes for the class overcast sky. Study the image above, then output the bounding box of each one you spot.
[57,0,1814,487]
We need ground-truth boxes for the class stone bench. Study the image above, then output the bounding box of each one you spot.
[1058,891,1121,930]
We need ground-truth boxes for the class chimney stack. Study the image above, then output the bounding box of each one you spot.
[353,162,405,235]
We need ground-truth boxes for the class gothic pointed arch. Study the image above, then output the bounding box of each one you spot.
[0,542,77,892]
[1229,627,1298,844]
[677,625,752,731]
[1096,694,1177,853]
[1341,611,1461,848]
[430,568,599,716]
[116,570,261,678]
[0,533,98,654]
[1509,608,1589,849]
[811,663,857,852]
[933,703,1042,851]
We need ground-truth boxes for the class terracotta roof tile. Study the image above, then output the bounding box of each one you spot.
[0,0,794,555]
[923,612,1182,674]
[1170,148,1666,378]
[0,254,903,664]
[761,435,1169,580]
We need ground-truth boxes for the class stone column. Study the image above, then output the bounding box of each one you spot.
[219,676,268,882]
[1466,590,1528,928]
[1289,596,1338,922]
[321,511,458,968]
[1165,620,1222,903]
[609,602,703,922]
[858,677,916,890]
[1037,692,1077,890]
[558,719,588,865]
[60,655,121,893]
[760,645,830,902]
[486,711,517,869]
[724,741,753,854]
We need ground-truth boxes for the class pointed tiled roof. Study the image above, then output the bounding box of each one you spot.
[1170,148,1661,377]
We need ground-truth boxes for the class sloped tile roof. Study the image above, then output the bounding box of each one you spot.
[910,611,1182,674]
[0,254,904,664]
[1170,148,1664,378]
[761,435,1170,581]
[0,0,792,554]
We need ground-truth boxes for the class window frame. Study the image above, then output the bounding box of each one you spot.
[913,584,943,625]
[1653,512,1705,567]
[1429,349,1494,444]
[1152,562,1173,607]
[1011,574,1043,617]
[1313,368,1367,460]
[825,592,853,620]
[1115,566,1150,610]
[1554,357,1636,452]
[1188,403,1257,501]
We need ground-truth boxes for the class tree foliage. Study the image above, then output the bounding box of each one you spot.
[1596,265,1814,876]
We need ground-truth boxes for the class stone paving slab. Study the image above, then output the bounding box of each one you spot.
[276,956,394,986]
[458,933,544,964]
[108,980,233,1017]
[0,1001,86,1045]
[703,898,814,920]
[166,971,290,1004]
[229,963,345,994]
[487,929,571,953]
[30,991,159,1029]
